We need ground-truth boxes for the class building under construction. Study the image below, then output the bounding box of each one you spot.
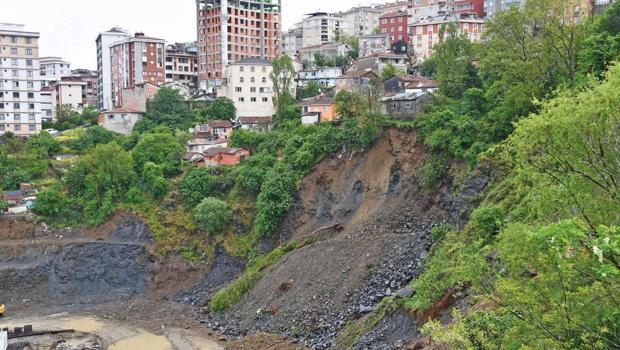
[196,0,282,91]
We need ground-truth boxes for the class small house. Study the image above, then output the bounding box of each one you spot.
[381,92,434,119]
[238,116,272,131]
[196,148,251,167]
[300,96,338,124]
[98,108,144,135]
[335,70,378,94]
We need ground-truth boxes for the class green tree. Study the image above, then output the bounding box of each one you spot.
[70,125,116,152]
[254,162,297,237]
[179,167,220,207]
[381,63,405,81]
[193,197,232,235]
[140,162,169,199]
[434,22,479,98]
[28,131,60,158]
[140,87,192,131]
[298,81,322,99]
[199,98,236,121]
[33,186,66,217]
[339,33,360,59]
[313,52,329,68]
[270,55,296,124]
[131,132,184,177]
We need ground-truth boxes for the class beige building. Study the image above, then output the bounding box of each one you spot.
[302,12,347,48]
[410,15,484,61]
[340,6,382,37]
[51,77,88,119]
[216,58,277,122]
[0,23,42,136]
[165,42,198,89]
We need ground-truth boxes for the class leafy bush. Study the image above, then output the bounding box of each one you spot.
[132,132,184,177]
[470,205,505,238]
[254,162,297,237]
[140,162,169,199]
[193,197,232,235]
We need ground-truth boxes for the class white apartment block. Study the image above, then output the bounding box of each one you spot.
[283,22,303,59]
[216,58,277,121]
[165,42,198,89]
[40,86,52,122]
[0,23,42,136]
[340,6,382,37]
[96,27,130,111]
[302,13,347,48]
[39,56,71,87]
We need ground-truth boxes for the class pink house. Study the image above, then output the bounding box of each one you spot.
[196,148,251,167]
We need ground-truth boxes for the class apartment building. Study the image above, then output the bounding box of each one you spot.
[109,33,166,108]
[0,23,42,136]
[484,0,524,17]
[71,69,98,107]
[410,14,484,61]
[283,22,303,59]
[166,42,199,89]
[39,57,71,87]
[299,43,351,63]
[359,34,391,57]
[40,86,52,122]
[376,1,411,15]
[95,27,131,111]
[302,12,347,48]
[216,58,278,122]
[379,10,410,44]
[196,0,282,91]
[593,0,615,14]
[51,76,87,119]
[410,0,485,22]
[340,6,382,37]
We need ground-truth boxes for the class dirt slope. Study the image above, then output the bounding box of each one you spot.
[206,128,489,349]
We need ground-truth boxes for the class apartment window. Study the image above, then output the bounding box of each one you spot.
[250,97,257,102]
[11,59,18,65]
[250,77,255,83]
[235,87,242,92]
[29,103,34,109]
[27,93,34,99]
[238,97,245,102]
[14,124,21,131]
[0,125,4,131]
[239,66,244,72]
[12,70,18,77]
[27,71,33,78]
[27,82,33,88]
[250,87,256,92]
[28,113,35,120]
[13,92,19,98]
[26,37,32,44]
[13,81,19,88]
[262,67,267,72]
[250,66,255,72]
[10,48,17,55]
[10,36,17,43]
[240,77,244,83]
[13,103,19,109]
[262,97,268,102]
[262,77,267,83]
[26,48,33,56]
[29,124,36,131]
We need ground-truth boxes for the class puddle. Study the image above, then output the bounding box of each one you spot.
[109,331,172,350]
[63,317,103,333]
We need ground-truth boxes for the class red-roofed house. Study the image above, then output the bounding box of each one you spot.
[196,148,251,167]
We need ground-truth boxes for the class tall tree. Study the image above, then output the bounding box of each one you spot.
[270,55,297,124]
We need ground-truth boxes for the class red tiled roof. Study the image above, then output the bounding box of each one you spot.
[209,120,234,128]
[203,147,247,157]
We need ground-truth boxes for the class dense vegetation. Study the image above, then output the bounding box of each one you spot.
[402,2,620,348]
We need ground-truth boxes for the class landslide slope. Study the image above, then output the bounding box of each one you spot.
[208,128,490,349]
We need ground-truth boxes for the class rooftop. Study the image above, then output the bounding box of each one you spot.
[229,57,272,66]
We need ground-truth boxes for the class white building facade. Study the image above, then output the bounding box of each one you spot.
[51,78,87,119]
[0,23,42,136]
[95,27,131,111]
[283,23,304,59]
[216,58,278,121]
[340,6,382,37]
[39,57,71,87]
[302,13,347,48]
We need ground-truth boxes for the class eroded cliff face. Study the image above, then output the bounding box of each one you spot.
[203,128,491,349]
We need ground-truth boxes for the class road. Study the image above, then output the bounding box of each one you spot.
[0,312,224,350]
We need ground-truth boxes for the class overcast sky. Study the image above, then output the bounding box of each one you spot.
[2,0,379,70]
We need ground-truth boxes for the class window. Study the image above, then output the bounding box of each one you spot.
[10,48,17,55]
[262,77,267,83]
[26,37,32,44]
[27,71,33,78]
[240,77,244,83]
[250,87,256,92]
[238,97,245,102]
[29,103,34,109]
[26,48,33,56]
[10,36,17,43]
[262,97,268,102]
[11,59,18,65]
[27,82,33,88]
[250,97,257,102]
[29,124,36,131]
[27,93,34,99]
[239,66,244,72]
[235,87,242,92]
[13,81,19,88]
[13,92,19,98]
[14,124,21,131]
[250,77,255,83]
[0,125,4,132]
[12,70,18,77]
[262,67,267,72]
[250,66,255,72]
[13,103,19,109]
[28,113,35,120]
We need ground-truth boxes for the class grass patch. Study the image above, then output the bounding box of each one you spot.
[210,235,319,312]
[334,296,401,350]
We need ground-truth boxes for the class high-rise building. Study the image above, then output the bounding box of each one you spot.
[377,1,411,15]
[379,10,410,45]
[51,76,88,119]
[283,22,303,59]
[410,14,484,61]
[484,0,524,17]
[302,12,347,48]
[39,57,72,87]
[593,0,615,14]
[165,42,199,89]
[71,69,98,107]
[340,6,383,37]
[96,27,131,111]
[0,23,42,136]
[196,0,282,91]
[109,33,166,108]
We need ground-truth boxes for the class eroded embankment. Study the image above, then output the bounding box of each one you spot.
[201,128,491,349]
